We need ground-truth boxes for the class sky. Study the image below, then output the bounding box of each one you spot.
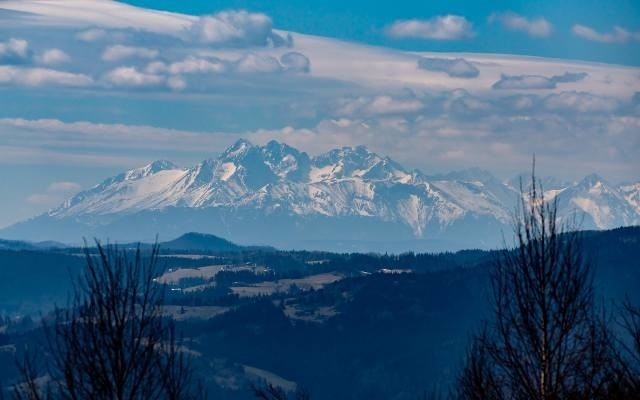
[0,0,639,228]
[124,0,640,66]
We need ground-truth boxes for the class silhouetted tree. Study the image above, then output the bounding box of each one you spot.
[457,330,503,400]
[458,168,616,399]
[610,299,640,396]
[14,242,202,400]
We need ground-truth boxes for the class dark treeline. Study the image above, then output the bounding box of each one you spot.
[1,225,638,399]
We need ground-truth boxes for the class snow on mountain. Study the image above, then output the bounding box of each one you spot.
[3,140,638,249]
[555,174,640,229]
[619,182,640,215]
[310,145,409,183]
[53,160,188,217]
[50,139,494,233]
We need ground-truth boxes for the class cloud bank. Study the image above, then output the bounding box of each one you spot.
[417,57,479,78]
[572,24,640,43]
[102,67,166,88]
[386,15,474,40]
[489,12,552,38]
[0,66,92,87]
[0,38,31,64]
[101,45,159,62]
[3,86,636,181]
[27,181,82,206]
[188,10,290,47]
[492,72,588,90]
[37,48,71,65]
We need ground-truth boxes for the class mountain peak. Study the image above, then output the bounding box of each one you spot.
[124,160,180,181]
[265,139,290,150]
[346,144,372,156]
[573,173,610,191]
[221,138,254,159]
[6,140,638,246]
[261,140,310,180]
[262,139,304,158]
[147,159,179,172]
[581,173,605,185]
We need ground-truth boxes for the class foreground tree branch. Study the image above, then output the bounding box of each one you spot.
[458,166,616,399]
[14,241,202,400]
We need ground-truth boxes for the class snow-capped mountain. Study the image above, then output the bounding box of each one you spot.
[557,174,640,229]
[2,140,638,252]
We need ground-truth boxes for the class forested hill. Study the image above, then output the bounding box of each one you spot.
[1,227,638,398]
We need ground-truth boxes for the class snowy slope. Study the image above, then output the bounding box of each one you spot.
[3,140,639,249]
[555,175,640,229]
[47,140,514,235]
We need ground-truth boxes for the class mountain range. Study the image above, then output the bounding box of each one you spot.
[2,140,638,252]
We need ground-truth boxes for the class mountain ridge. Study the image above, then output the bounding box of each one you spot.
[2,139,638,252]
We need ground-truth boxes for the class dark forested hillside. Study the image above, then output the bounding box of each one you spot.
[0,226,638,398]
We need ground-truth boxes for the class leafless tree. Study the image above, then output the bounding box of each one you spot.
[458,167,616,399]
[610,299,640,397]
[14,242,202,400]
[457,331,503,400]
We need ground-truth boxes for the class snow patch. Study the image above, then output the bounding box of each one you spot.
[217,162,237,181]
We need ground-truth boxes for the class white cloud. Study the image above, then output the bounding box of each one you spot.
[27,181,82,206]
[102,66,165,88]
[37,48,71,65]
[0,118,236,167]
[75,28,128,43]
[544,91,619,113]
[1,94,638,182]
[0,0,636,184]
[0,66,92,87]
[158,57,227,75]
[26,193,60,206]
[492,72,588,90]
[572,24,640,43]
[280,52,310,73]
[169,58,226,74]
[417,57,479,78]
[75,28,108,42]
[234,53,282,73]
[444,90,493,114]
[101,45,159,62]
[0,38,31,64]
[188,10,288,47]
[0,0,195,37]
[146,52,309,78]
[489,12,552,38]
[365,96,423,114]
[144,61,167,74]
[334,95,423,117]
[386,15,474,40]
[48,181,82,192]
[245,113,636,180]
[509,95,538,110]
[0,144,144,167]
[166,75,187,91]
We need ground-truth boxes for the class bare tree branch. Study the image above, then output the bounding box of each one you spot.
[458,164,618,399]
[15,241,202,400]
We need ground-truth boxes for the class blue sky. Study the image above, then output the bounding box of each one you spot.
[0,0,638,228]
[123,0,640,65]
